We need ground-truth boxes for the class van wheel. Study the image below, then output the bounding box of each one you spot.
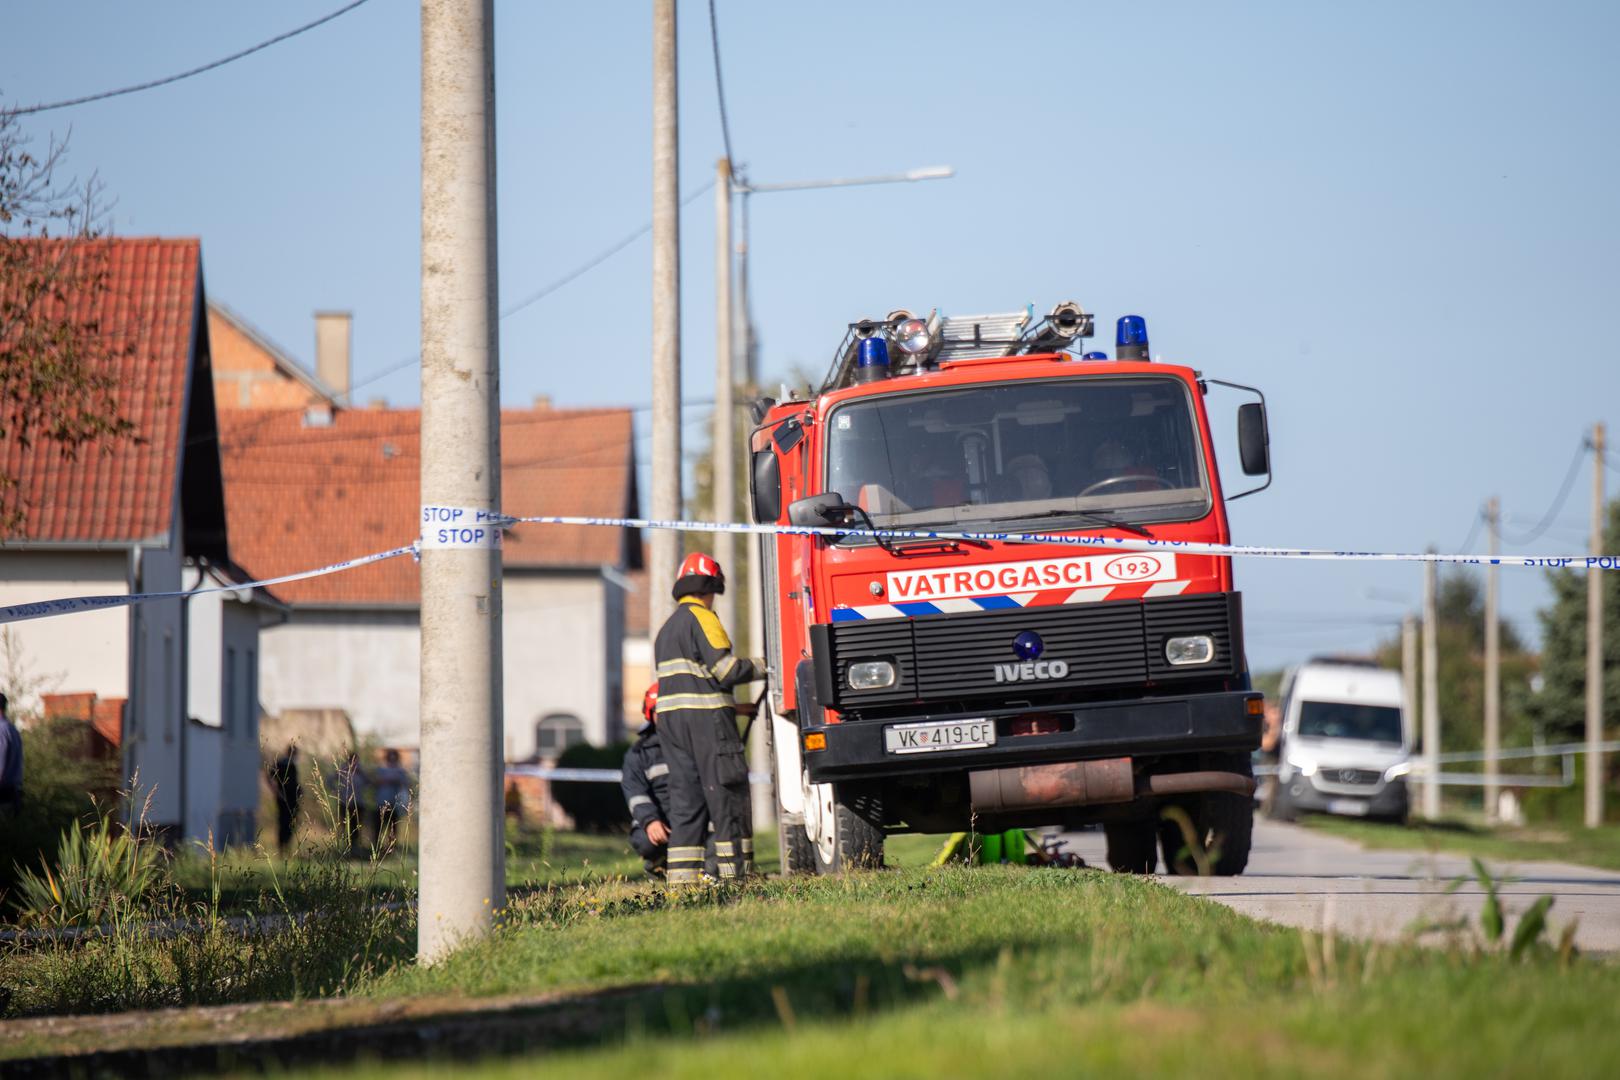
[804,774,884,873]
[1104,822,1159,873]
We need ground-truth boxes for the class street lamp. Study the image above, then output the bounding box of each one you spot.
[713,162,955,830]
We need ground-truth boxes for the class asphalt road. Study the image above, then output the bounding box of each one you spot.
[1059,818,1620,952]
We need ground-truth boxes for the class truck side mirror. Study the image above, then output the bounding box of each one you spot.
[1238,402,1270,477]
[751,450,781,523]
[787,492,853,528]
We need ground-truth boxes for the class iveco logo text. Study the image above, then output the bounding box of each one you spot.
[993,659,1070,683]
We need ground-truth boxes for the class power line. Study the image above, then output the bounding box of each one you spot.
[499,179,715,320]
[6,1,373,117]
[707,0,738,165]
[1451,507,1485,556]
[1499,438,1589,546]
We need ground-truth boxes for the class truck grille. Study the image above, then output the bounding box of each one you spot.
[814,592,1242,711]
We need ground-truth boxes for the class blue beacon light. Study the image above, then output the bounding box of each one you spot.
[1080,351,1109,361]
[855,336,891,382]
[1115,315,1150,361]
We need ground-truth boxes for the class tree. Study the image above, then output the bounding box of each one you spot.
[1376,568,1538,754]
[0,108,136,534]
[1532,497,1620,744]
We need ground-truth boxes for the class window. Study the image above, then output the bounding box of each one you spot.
[1297,701,1403,745]
[224,647,237,734]
[245,649,257,741]
[535,714,586,757]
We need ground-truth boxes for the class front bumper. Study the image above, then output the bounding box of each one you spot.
[1277,775,1409,820]
[803,690,1263,784]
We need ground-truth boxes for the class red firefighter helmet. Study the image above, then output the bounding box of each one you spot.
[672,551,726,599]
[642,683,659,723]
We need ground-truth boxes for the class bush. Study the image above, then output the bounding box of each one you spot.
[550,742,632,833]
[12,813,166,928]
[0,716,119,916]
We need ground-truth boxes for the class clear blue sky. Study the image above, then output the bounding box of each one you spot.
[4,0,1616,668]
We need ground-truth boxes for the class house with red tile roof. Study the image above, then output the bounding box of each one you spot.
[0,238,281,844]
[218,377,642,757]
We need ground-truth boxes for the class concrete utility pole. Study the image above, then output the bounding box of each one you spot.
[1484,497,1501,823]
[649,0,682,636]
[1588,422,1607,829]
[1401,613,1419,753]
[713,158,735,636]
[418,0,503,963]
[1422,554,1441,820]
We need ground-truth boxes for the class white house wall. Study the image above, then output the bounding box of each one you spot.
[182,573,264,846]
[0,551,129,711]
[259,608,419,749]
[257,572,625,759]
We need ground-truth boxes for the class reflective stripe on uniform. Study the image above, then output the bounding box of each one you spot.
[656,658,711,679]
[716,860,739,878]
[647,762,669,779]
[739,837,754,854]
[713,655,738,681]
[628,795,653,811]
[669,845,705,865]
[714,840,736,856]
[668,867,703,885]
[654,692,733,712]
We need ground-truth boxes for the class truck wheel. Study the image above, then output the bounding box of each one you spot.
[804,775,884,873]
[1104,822,1159,873]
[1159,792,1253,876]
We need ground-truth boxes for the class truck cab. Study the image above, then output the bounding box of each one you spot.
[749,304,1273,875]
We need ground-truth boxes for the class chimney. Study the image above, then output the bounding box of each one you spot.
[314,311,352,403]
[533,393,552,410]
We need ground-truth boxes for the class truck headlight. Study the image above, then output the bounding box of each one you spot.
[1164,635,1214,666]
[847,660,896,690]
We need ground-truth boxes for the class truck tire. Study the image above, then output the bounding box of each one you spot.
[1104,822,1159,873]
[805,777,884,873]
[1159,792,1253,876]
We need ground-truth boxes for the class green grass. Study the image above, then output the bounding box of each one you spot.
[7,832,1618,1075]
[1302,815,1620,872]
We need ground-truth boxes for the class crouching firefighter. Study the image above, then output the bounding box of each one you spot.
[622,683,677,878]
[655,553,764,884]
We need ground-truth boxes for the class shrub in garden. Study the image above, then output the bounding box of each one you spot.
[549,741,632,833]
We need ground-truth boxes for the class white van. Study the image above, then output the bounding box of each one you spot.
[1270,659,1411,822]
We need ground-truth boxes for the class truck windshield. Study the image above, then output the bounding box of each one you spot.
[1297,701,1404,745]
[824,376,1210,530]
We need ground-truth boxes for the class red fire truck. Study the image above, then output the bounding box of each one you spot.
[748,303,1273,876]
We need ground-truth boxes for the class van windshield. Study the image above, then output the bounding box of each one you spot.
[824,376,1210,530]
[1297,701,1403,745]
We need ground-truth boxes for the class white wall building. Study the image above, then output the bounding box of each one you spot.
[0,239,273,844]
[214,344,642,759]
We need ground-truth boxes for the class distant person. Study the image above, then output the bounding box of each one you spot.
[371,749,411,850]
[1004,454,1052,501]
[0,692,22,818]
[268,744,300,851]
[622,684,673,878]
[337,751,366,857]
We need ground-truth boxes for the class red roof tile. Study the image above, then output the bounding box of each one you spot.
[0,238,201,544]
[220,405,638,606]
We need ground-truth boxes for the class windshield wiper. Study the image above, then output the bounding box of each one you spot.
[1012,508,1155,539]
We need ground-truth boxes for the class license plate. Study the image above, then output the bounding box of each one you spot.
[884,719,996,755]
[1327,798,1370,817]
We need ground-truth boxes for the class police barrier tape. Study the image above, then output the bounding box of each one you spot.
[3,511,1617,626]
[0,544,418,626]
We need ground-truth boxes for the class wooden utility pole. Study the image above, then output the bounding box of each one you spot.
[1588,422,1607,828]
[1485,498,1501,823]
[1422,554,1441,820]
[418,0,503,963]
[649,0,682,636]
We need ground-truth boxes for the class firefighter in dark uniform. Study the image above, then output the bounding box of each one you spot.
[654,552,764,884]
[622,684,674,877]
